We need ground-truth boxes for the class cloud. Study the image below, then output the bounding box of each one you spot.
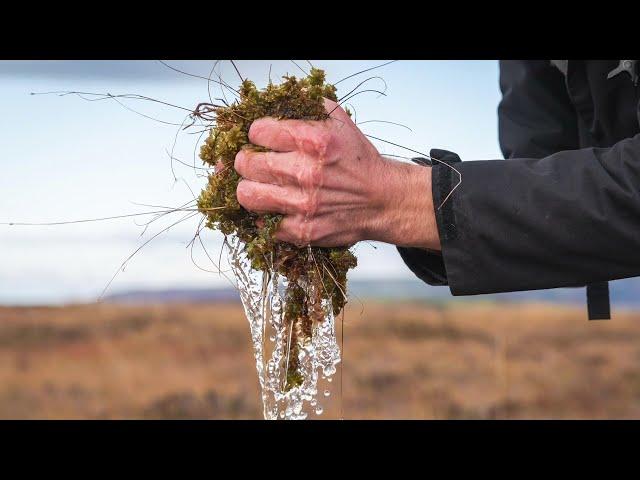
[0,60,346,86]
[0,60,219,82]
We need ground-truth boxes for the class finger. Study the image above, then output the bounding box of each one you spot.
[323,97,353,125]
[275,214,359,248]
[236,180,310,216]
[248,117,298,152]
[249,117,331,155]
[273,214,313,246]
[234,149,306,186]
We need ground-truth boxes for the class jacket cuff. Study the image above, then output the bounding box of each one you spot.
[396,149,462,289]
[429,149,472,296]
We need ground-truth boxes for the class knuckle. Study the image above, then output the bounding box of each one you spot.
[310,163,323,186]
[297,159,323,189]
[297,125,331,155]
[302,191,318,216]
[264,150,277,174]
[316,130,332,149]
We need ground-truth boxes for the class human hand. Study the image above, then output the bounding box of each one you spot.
[234,98,440,250]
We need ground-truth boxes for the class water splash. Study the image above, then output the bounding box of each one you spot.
[228,236,341,420]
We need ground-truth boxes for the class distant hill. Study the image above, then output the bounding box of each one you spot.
[105,288,240,304]
[105,277,640,308]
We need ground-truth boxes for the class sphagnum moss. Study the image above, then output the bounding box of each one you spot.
[198,68,357,391]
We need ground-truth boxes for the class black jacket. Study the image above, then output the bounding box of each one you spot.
[397,60,640,318]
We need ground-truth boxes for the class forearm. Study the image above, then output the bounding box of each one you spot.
[363,156,440,251]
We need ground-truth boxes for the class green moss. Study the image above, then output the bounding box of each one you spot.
[198,68,356,391]
[286,370,305,391]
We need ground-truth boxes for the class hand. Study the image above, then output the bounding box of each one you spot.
[234,98,441,250]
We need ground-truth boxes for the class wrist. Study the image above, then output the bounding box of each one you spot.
[364,157,441,250]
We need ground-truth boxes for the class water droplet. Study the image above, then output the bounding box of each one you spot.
[310,399,317,406]
[315,407,324,415]
[324,390,330,397]
[269,335,275,342]
[327,377,332,383]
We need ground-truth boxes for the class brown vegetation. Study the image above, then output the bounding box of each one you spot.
[1,301,639,419]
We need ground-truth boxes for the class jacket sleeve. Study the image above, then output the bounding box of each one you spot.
[398,60,640,295]
[429,135,640,294]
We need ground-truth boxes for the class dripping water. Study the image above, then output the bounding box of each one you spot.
[227,236,341,420]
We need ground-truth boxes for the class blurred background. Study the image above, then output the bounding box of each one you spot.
[1,60,639,419]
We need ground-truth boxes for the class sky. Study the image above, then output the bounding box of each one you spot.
[0,60,504,304]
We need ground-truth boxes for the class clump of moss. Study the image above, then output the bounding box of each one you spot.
[198,68,357,391]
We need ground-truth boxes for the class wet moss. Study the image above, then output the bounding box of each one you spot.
[198,68,357,390]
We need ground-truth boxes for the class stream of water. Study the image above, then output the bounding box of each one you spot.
[228,236,341,420]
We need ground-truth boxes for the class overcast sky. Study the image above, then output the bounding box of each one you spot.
[0,60,504,304]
